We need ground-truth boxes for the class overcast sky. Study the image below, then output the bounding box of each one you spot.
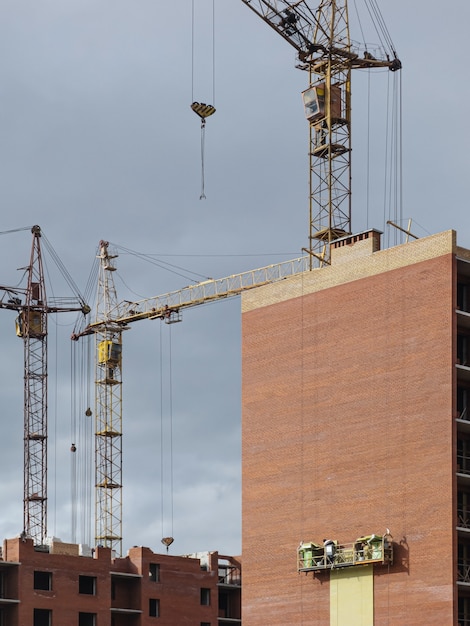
[0,0,469,558]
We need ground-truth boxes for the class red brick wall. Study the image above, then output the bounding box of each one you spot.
[242,253,455,625]
[3,539,220,625]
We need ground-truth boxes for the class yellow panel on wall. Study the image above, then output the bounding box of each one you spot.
[330,565,373,626]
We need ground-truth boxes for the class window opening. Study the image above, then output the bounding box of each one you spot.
[79,575,96,595]
[458,436,470,476]
[33,609,51,626]
[458,334,470,367]
[458,490,470,529]
[459,596,470,625]
[458,386,470,421]
[458,282,470,313]
[219,591,229,617]
[34,571,52,591]
[79,613,96,626]
[200,588,211,606]
[149,598,160,617]
[149,563,160,582]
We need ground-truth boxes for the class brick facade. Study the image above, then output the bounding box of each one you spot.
[0,537,241,625]
[241,230,458,624]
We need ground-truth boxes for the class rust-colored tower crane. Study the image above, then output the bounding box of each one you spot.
[240,0,401,264]
[74,243,309,555]
[0,226,89,546]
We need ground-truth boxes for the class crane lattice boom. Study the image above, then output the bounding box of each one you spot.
[78,255,310,333]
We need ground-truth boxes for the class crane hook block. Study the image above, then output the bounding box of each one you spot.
[191,102,216,120]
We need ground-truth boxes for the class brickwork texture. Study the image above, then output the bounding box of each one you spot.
[242,232,456,625]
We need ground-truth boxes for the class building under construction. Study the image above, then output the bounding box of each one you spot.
[4,0,466,623]
[1,227,468,626]
[241,228,469,625]
[0,536,241,625]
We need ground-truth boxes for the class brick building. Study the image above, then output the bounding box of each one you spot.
[241,229,470,625]
[0,536,241,625]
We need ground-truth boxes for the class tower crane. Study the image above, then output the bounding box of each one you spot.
[239,0,401,264]
[72,0,401,555]
[73,241,309,555]
[0,226,89,546]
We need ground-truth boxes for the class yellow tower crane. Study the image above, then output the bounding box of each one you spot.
[72,240,126,556]
[240,0,401,265]
[73,244,310,555]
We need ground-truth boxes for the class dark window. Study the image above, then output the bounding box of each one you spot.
[149,598,160,617]
[79,613,96,626]
[200,588,211,606]
[79,575,96,595]
[33,609,51,626]
[458,282,470,312]
[149,563,160,582]
[201,623,211,626]
[34,571,52,591]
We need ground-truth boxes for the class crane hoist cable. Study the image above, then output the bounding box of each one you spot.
[190,0,216,200]
[159,321,175,552]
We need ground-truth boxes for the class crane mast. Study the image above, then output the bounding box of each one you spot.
[22,226,48,545]
[240,0,401,264]
[93,241,123,556]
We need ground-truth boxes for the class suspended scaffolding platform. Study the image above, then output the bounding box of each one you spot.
[298,533,393,572]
